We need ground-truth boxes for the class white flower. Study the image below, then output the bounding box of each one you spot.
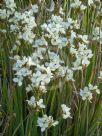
[26,84,33,93]
[13,76,23,86]
[37,115,59,132]
[80,84,100,102]
[73,58,82,70]
[37,115,48,132]
[26,96,36,108]
[31,71,44,85]
[31,66,53,87]
[78,35,89,44]
[37,99,45,109]
[96,89,100,94]
[31,4,38,13]
[33,37,48,47]
[13,56,28,70]
[15,67,32,77]
[18,30,35,43]
[80,5,87,10]
[88,0,94,6]
[59,67,74,81]
[70,47,77,54]
[27,57,36,66]
[27,96,45,109]
[82,58,90,65]
[71,43,93,70]
[66,69,74,81]
[71,0,81,8]
[88,84,100,94]
[61,104,72,119]
[6,0,16,11]
[39,85,47,93]
[51,37,68,49]
[80,87,92,102]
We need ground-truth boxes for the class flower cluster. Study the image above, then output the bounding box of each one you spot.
[9,5,38,44]
[71,0,87,10]
[80,84,100,102]
[71,0,100,10]
[72,43,93,70]
[0,0,101,133]
[12,55,52,92]
[41,15,67,49]
[0,1,38,45]
[69,32,93,70]
[26,96,45,109]
[41,15,80,49]
[0,0,16,19]
[37,115,59,132]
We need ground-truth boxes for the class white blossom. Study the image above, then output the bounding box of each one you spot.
[61,104,72,119]
[88,84,100,94]
[37,115,58,132]
[80,87,92,102]
[26,96,45,109]
[26,96,36,108]
[88,0,94,6]
[13,76,23,86]
[71,0,86,11]
[26,84,33,93]
[37,99,46,109]
[31,4,38,13]
[15,67,32,77]
[71,43,93,70]
[80,84,100,102]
